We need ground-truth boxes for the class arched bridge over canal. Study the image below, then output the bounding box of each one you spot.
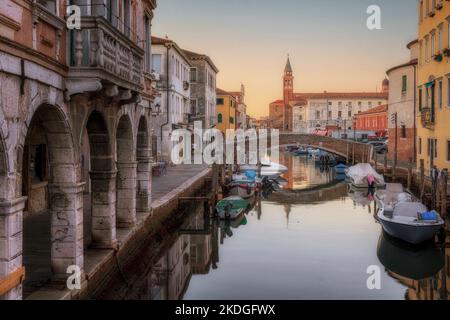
[276,133,374,163]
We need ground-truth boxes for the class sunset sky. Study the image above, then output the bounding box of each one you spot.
[152,0,418,118]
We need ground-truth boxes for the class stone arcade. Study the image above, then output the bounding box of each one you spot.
[0,0,157,299]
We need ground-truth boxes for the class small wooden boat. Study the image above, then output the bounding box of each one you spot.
[216,196,248,220]
[375,183,444,244]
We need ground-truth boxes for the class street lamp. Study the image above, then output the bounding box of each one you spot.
[153,103,161,116]
[353,115,357,141]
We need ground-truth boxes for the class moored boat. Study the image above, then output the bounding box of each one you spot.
[345,163,385,188]
[335,163,348,174]
[240,162,288,180]
[215,196,249,220]
[375,183,444,244]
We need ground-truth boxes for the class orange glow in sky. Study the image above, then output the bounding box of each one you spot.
[153,0,417,118]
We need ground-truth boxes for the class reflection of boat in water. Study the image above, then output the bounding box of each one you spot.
[347,184,374,206]
[335,173,347,181]
[377,230,444,280]
[219,214,247,230]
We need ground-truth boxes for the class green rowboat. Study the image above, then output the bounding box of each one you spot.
[216,196,248,220]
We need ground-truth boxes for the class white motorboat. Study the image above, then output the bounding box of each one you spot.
[240,162,288,180]
[375,183,444,244]
[345,163,385,188]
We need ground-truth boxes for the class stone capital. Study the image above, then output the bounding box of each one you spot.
[0,197,27,216]
[89,170,118,180]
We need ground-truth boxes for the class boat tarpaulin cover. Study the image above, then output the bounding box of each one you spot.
[346,163,385,185]
[393,202,427,218]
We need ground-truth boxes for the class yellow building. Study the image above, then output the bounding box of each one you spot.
[417,0,450,171]
[216,88,237,134]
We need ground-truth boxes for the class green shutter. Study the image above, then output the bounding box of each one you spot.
[402,76,407,93]
[419,88,422,112]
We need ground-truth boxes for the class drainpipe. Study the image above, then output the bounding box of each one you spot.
[160,44,170,159]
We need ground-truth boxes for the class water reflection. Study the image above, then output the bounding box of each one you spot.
[377,231,448,300]
[98,155,449,300]
[279,152,335,190]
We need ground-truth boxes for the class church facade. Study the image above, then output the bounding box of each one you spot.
[269,58,389,134]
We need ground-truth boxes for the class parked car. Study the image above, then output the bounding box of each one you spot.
[368,141,387,154]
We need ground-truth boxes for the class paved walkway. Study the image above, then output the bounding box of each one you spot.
[151,164,209,201]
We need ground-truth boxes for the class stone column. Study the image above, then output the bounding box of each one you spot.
[136,158,151,215]
[48,183,85,280]
[0,197,26,300]
[89,171,117,248]
[116,161,137,228]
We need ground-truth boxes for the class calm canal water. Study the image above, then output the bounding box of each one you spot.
[99,153,448,300]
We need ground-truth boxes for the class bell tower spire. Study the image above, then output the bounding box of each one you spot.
[283,54,294,105]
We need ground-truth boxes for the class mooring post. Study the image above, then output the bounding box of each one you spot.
[374,150,378,171]
[212,163,219,203]
[441,169,448,226]
[346,142,349,164]
[352,144,355,165]
[420,160,425,201]
[384,152,388,175]
[407,157,412,190]
[431,166,438,210]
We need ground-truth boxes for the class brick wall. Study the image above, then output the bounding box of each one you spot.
[387,127,415,162]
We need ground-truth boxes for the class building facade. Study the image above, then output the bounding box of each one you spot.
[269,58,388,134]
[183,50,219,129]
[354,105,388,133]
[416,0,450,172]
[216,89,237,134]
[230,85,247,129]
[386,40,419,162]
[0,0,157,299]
[151,36,192,162]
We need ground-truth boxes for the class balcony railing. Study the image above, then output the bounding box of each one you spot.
[421,107,435,127]
[67,16,144,96]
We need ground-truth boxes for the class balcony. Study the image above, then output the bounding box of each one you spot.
[421,107,435,128]
[66,16,144,99]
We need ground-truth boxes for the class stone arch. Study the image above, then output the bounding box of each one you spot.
[0,127,9,200]
[19,103,84,297]
[115,114,137,227]
[85,110,117,248]
[136,116,151,214]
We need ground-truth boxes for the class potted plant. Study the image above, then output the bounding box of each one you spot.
[444,48,450,57]
[436,1,444,10]
[433,53,443,62]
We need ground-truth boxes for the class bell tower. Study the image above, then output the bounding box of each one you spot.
[283,55,294,105]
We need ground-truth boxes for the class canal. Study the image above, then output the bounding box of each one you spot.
[97,153,448,300]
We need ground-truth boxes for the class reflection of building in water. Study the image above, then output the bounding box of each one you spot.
[388,269,448,300]
[149,234,192,300]
[378,231,449,300]
[279,154,334,190]
[188,210,213,274]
